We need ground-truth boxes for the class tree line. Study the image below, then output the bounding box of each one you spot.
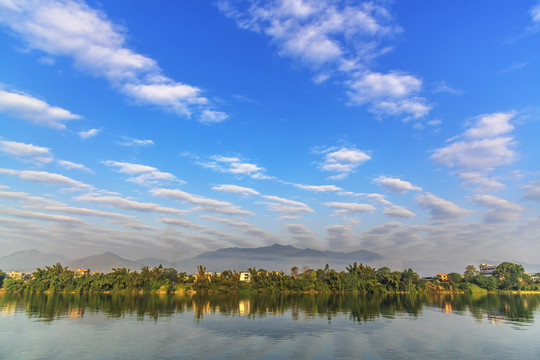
[1,261,538,294]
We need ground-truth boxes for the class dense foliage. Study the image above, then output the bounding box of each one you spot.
[1,264,182,293]
[1,261,538,294]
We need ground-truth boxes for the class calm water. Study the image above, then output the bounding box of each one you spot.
[1,292,540,359]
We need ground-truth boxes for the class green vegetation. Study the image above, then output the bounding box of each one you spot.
[1,262,538,294]
[0,264,184,294]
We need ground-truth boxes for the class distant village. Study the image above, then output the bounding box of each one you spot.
[4,263,540,285]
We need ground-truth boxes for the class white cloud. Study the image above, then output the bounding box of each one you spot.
[382,205,415,219]
[365,193,392,206]
[363,222,402,235]
[0,168,91,190]
[458,171,505,192]
[278,215,300,221]
[118,137,154,147]
[326,224,354,248]
[522,180,540,201]
[0,140,54,164]
[219,1,431,120]
[531,2,540,23]
[472,195,524,223]
[317,146,371,179]
[103,160,180,186]
[76,193,182,214]
[325,202,374,216]
[79,129,100,139]
[158,217,206,230]
[152,188,253,216]
[415,192,473,222]
[431,112,517,169]
[0,191,151,231]
[212,184,260,196]
[285,223,316,247]
[200,110,229,124]
[464,112,514,139]
[293,184,342,193]
[346,71,431,119]
[200,215,272,238]
[0,205,83,225]
[0,0,225,122]
[57,159,93,173]
[262,195,314,214]
[197,154,269,179]
[432,81,463,95]
[0,89,80,129]
[432,137,517,169]
[374,176,422,193]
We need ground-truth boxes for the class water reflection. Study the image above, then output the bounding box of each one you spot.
[1,292,539,326]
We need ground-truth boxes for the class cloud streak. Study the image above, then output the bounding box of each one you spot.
[0,0,225,122]
[0,89,81,129]
[218,0,431,119]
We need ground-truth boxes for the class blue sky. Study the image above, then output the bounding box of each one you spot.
[1,0,540,271]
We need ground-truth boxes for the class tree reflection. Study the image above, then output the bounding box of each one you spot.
[1,292,539,326]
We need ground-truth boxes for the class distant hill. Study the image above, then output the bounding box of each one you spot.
[180,243,384,273]
[136,257,175,269]
[0,250,70,272]
[65,252,145,273]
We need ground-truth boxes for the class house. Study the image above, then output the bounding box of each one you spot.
[239,271,251,283]
[6,271,31,281]
[479,264,497,276]
[74,269,90,277]
[437,274,448,282]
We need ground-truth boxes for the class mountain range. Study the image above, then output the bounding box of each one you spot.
[3,245,539,276]
[0,244,383,273]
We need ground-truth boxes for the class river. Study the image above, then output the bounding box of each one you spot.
[1,292,539,359]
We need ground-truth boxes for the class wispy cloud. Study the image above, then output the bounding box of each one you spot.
[325,202,374,216]
[118,137,155,147]
[78,129,100,139]
[103,160,181,186]
[315,146,371,179]
[212,184,260,196]
[431,112,518,192]
[57,159,93,173]
[432,81,463,95]
[0,190,151,231]
[0,88,80,129]
[152,188,253,216]
[382,205,415,219]
[292,183,343,193]
[415,192,473,222]
[76,193,182,214]
[472,194,523,223]
[0,205,84,225]
[193,154,271,179]
[0,168,92,190]
[530,2,540,30]
[374,176,422,194]
[285,223,316,247]
[218,0,431,119]
[262,195,314,214]
[0,140,54,164]
[0,0,225,122]
[522,179,540,202]
[200,215,272,239]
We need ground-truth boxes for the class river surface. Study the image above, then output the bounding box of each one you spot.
[1,292,539,359]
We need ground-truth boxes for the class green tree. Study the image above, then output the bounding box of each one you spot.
[448,272,462,284]
[494,262,527,290]
[464,265,479,279]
